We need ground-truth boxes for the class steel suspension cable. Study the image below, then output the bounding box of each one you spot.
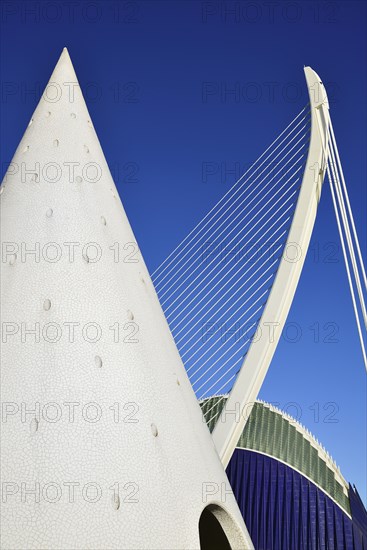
[327,129,367,329]
[329,120,367,291]
[152,107,310,284]
[158,128,310,298]
[327,157,367,370]
[164,154,305,318]
[171,174,302,336]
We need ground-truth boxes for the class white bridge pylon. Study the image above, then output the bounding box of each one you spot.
[152,68,334,467]
[211,67,331,467]
[152,66,366,467]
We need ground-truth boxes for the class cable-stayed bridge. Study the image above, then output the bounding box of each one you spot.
[152,67,367,468]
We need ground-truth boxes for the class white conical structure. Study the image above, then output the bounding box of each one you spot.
[0,49,253,550]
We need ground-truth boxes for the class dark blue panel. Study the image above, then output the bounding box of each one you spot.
[226,449,367,550]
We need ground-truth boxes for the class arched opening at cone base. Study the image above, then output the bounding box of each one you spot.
[199,504,246,549]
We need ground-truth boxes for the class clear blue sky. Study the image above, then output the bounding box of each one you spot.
[1,1,366,502]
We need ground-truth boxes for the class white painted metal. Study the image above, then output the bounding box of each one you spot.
[212,67,330,468]
[0,49,253,550]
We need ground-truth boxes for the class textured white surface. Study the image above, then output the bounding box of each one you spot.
[0,49,253,550]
